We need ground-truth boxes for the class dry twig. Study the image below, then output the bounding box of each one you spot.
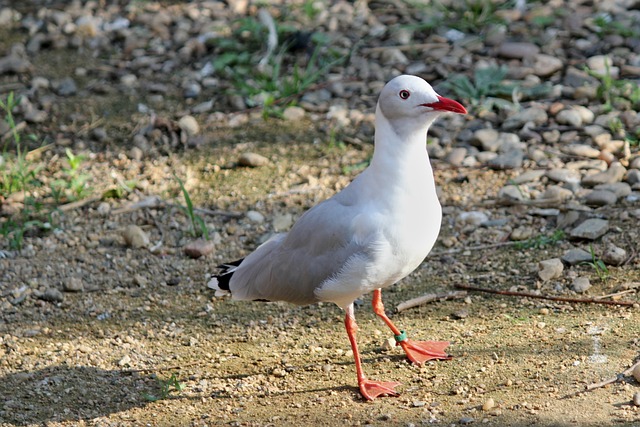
[563,358,640,398]
[396,291,467,313]
[455,284,637,307]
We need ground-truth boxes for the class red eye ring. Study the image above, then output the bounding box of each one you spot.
[399,90,410,100]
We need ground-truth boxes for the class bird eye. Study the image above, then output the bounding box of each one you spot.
[399,90,410,100]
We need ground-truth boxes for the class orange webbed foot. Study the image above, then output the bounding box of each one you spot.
[358,378,401,400]
[398,339,451,365]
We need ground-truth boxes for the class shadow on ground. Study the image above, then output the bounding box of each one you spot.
[0,365,158,425]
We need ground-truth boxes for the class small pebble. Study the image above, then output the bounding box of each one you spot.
[183,239,215,259]
[634,392,640,407]
[538,258,564,282]
[632,364,640,383]
[122,224,149,248]
[482,398,495,411]
[63,277,84,292]
[238,152,269,167]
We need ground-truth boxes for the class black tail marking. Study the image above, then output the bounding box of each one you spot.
[213,258,244,291]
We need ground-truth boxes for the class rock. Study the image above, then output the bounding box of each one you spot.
[633,364,640,383]
[564,67,599,87]
[601,244,626,266]
[282,106,305,121]
[183,82,201,98]
[246,210,265,223]
[594,182,631,198]
[456,211,489,227]
[502,107,548,130]
[581,163,626,186]
[482,398,496,411]
[626,169,640,185]
[546,169,581,185]
[472,128,500,152]
[584,189,617,206]
[562,248,593,265]
[446,147,467,166]
[533,54,563,76]
[122,224,150,248]
[569,218,609,240]
[557,210,581,229]
[573,106,595,124]
[178,115,200,136]
[238,152,269,167]
[0,55,32,74]
[487,149,524,170]
[272,213,293,231]
[512,170,545,184]
[498,42,540,59]
[586,55,619,78]
[53,77,78,96]
[63,277,84,292]
[538,258,564,282]
[572,277,591,293]
[561,144,600,158]
[634,392,640,407]
[511,226,534,241]
[184,239,215,259]
[556,109,583,127]
[499,184,525,201]
[41,287,64,303]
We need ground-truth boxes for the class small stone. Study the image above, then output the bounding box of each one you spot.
[562,144,600,158]
[498,42,540,59]
[502,107,547,130]
[557,210,580,229]
[556,109,583,127]
[63,277,84,292]
[482,398,496,411]
[569,218,609,240]
[546,169,581,185]
[53,77,78,96]
[632,364,640,382]
[572,277,591,293]
[41,287,64,303]
[122,224,149,248]
[511,170,545,184]
[272,213,293,231]
[129,146,143,161]
[238,152,269,167]
[178,115,200,136]
[538,258,564,282]
[456,211,489,227]
[594,182,631,198]
[184,239,215,259]
[601,244,627,266]
[499,185,525,201]
[246,210,265,223]
[272,367,287,377]
[626,169,640,185]
[584,189,617,206]
[586,55,619,79]
[581,162,626,186]
[634,392,640,407]
[446,147,467,166]
[510,226,534,241]
[118,354,131,366]
[472,128,500,152]
[533,54,563,77]
[459,416,475,425]
[382,337,395,350]
[562,248,594,266]
[487,150,524,170]
[282,106,305,121]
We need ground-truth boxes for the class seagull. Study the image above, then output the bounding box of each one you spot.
[208,75,467,400]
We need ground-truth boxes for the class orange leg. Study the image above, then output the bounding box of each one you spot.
[344,304,400,400]
[372,289,451,365]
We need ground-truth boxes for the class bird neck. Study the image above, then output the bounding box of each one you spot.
[369,109,435,185]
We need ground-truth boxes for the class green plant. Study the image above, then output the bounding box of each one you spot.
[175,175,208,240]
[592,14,640,38]
[442,66,551,111]
[515,229,565,250]
[143,372,185,402]
[581,244,609,282]
[211,15,345,116]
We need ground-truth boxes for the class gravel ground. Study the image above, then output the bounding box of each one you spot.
[1,1,640,426]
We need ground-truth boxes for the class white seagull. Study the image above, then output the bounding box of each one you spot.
[208,75,467,400]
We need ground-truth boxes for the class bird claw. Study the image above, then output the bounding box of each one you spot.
[358,378,401,400]
[398,339,451,365]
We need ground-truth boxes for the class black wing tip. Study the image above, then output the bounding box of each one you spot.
[212,258,245,291]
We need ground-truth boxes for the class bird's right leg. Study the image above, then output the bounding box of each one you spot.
[344,303,400,400]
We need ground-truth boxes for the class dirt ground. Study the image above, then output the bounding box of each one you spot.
[1,1,640,426]
[1,124,639,426]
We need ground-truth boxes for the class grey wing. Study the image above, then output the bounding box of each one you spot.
[229,198,365,305]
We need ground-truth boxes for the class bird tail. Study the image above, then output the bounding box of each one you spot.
[207,258,244,297]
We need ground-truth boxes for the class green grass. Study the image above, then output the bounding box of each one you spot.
[143,372,185,402]
[442,66,551,111]
[210,15,345,116]
[582,245,609,282]
[514,229,565,250]
[175,175,208,240]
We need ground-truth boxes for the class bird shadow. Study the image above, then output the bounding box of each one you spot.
[0,365,161,425]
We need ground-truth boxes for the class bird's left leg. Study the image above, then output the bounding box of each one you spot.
[372,289,451,365]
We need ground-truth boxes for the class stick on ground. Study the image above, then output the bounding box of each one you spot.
[396,290,467,312]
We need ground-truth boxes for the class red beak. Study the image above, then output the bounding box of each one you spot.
[422,95,467,115]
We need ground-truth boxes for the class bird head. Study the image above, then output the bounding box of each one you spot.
[377,75,467,126]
